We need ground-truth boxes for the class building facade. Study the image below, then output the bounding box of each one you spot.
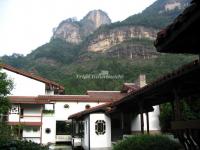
[1,64,126,145]
[69,75,161,150]
[1,64,161,147]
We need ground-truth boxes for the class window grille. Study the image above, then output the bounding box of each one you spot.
[95,120,106,135]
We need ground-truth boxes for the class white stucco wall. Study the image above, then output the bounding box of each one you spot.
[54,102,104,121]
[42,101,105,144]
[2,69,46,96]
[42,114,56,144]
[131,105,161,132]
[83,117,89,149]
[8,113,20,122]
[83,113,111,150]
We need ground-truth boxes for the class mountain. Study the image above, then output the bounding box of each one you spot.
[123,0,190,28]
[82,0,190,53]
[1,0,196,94]
[52,10,111,44]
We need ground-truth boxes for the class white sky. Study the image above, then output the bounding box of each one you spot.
[0,0,156,56]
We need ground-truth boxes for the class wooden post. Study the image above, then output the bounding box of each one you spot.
[173,89,181,120]
[146,112,149,135]
[121,112,124,130]
[140,103,144,134]
[170,101,175,120]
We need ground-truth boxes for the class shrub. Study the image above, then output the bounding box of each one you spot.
[0,139,48,150]
[42,109,54,114]
[0,123,48,150]
[113,134,182,150]
[0,122,12,140]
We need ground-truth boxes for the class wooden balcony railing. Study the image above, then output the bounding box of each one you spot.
[171,120,200,150]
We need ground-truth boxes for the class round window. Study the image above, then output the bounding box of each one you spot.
[85,104,91,109]
[64,104,69,109]
[45,128,51,134]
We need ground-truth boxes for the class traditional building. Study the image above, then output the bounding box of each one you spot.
[0,64,128,145]
[69,75,161,150]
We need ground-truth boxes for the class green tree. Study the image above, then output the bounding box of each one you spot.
[0,67,13,141]
[0,68,12,115]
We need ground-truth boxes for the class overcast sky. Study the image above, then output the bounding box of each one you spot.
[0,0,156,56]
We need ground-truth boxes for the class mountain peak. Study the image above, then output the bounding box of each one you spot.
[52,10,111,44]
[82,9,111,28]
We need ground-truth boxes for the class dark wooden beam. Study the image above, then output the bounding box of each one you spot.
[171,120,200,129]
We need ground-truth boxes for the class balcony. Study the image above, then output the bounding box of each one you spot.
[8,115,42,126]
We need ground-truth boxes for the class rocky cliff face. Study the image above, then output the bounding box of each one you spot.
[81,10,111,29]
[52,18,82,44]
[87,26,158,52]
[52,10,111,44]
[107,40,158,59]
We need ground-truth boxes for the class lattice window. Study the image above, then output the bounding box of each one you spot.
[10,105,19,114]
[95,120,106,135]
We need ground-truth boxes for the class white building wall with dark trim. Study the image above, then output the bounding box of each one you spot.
[40,102,101,144]
[2,69,46,96]
[42,114,56,144]
[82,113,112,150]
[54,102,105,121]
